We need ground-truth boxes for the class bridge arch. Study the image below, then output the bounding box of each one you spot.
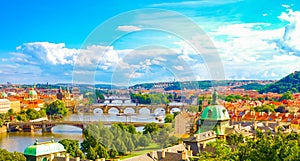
[107,106,121,114]
[123,107,136,114]
[139,107,151,114]
[93,108,103,114]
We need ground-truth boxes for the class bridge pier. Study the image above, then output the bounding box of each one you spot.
[103,105,109,114]
[135,107,140,114]
[165,105,171,114]
[42,123,53,133]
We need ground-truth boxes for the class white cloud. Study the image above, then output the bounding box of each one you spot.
[262,13,268,17]
[173,65,184,71]
[281,4,290,8]
[116,25,142,32]
[274,9,300,55]
[17,42,78,65]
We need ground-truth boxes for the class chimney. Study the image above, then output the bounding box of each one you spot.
[265,121,269,127]
[75,157,80,161]
[294,113,297,118]
[285,113,289,117]
[65,154,69,161]
[182,151,187,160]
[161,149,166,158]
[268,112,271,116]
[275,112,279,117]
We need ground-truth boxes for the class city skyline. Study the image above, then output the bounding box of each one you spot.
[0,0,300,85]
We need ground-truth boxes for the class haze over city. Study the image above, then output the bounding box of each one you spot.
[0,0,300,86]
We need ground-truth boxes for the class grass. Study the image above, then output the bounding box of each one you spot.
[119,143,161,160]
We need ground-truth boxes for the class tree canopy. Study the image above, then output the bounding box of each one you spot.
[45,100,68,116]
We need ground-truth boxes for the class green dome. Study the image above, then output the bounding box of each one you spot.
[24,141,65,156]
[1,92,7,97]
[201,105,230,121]
[28,90,37,96]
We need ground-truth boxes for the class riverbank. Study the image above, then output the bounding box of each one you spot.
[0,126,7,133]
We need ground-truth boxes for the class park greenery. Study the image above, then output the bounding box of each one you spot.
[45,100,68,116]
[0,148,26,161]
[79,121,178,160]
[0,108,46,126]
[197,130,300,161]
[16,108,46,121]
[164,114,174,123]
[58,139,85,158]
[130,93,171,105]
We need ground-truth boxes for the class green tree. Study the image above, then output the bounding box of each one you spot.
[124,135,135,152]
[115,138,127,155]
[45,100,68,116]
[26,108,40,120]
[96,144,109,159]
[127,124,137,134]
[279,91,294,101]
[143,122,159,134]
[164,114,174,123]
[139,135,150,149]
[187,105,199,112]
[86,147,97,160]
[109,144,119,158]
[59,139,84,158]
[0,148,26,161]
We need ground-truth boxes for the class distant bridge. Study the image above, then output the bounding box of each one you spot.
[74,104,188,114]
[6,121,164,133]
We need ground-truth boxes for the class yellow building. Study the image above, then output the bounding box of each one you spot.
[8,98,21,113]
[0,99,11,114]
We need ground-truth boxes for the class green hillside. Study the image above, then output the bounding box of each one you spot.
[234,83,265,91]
[259,71,300,94]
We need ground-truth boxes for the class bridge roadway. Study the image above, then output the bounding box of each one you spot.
[74,103,188,114]
[6,121,164,133]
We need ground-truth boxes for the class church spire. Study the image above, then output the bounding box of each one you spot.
[211,88,218,105]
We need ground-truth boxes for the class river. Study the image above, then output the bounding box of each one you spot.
[0,108,167,152]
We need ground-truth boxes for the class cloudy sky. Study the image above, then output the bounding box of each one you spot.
[0,0,300,86]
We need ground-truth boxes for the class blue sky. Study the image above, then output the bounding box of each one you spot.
[0,0,300,86]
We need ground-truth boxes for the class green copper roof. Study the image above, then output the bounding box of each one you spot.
[1,92,7,97]
[24,140,65,156]
[28,90,37,96]
[201,105,230,121]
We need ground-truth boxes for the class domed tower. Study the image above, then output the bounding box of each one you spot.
[1,92,7,98]
[28,86,38,100]
[196,90,230,137]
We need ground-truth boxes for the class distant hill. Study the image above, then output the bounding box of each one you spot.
[130,80,258,90]
[234,83,265,91]
[259,71,300,94]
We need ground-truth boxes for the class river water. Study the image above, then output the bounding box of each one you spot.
[0,108,167,152]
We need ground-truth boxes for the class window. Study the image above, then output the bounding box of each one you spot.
[208,109,212,118]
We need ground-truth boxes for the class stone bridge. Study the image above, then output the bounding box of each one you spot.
[75,104,189,114]
[6,121,164,133]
